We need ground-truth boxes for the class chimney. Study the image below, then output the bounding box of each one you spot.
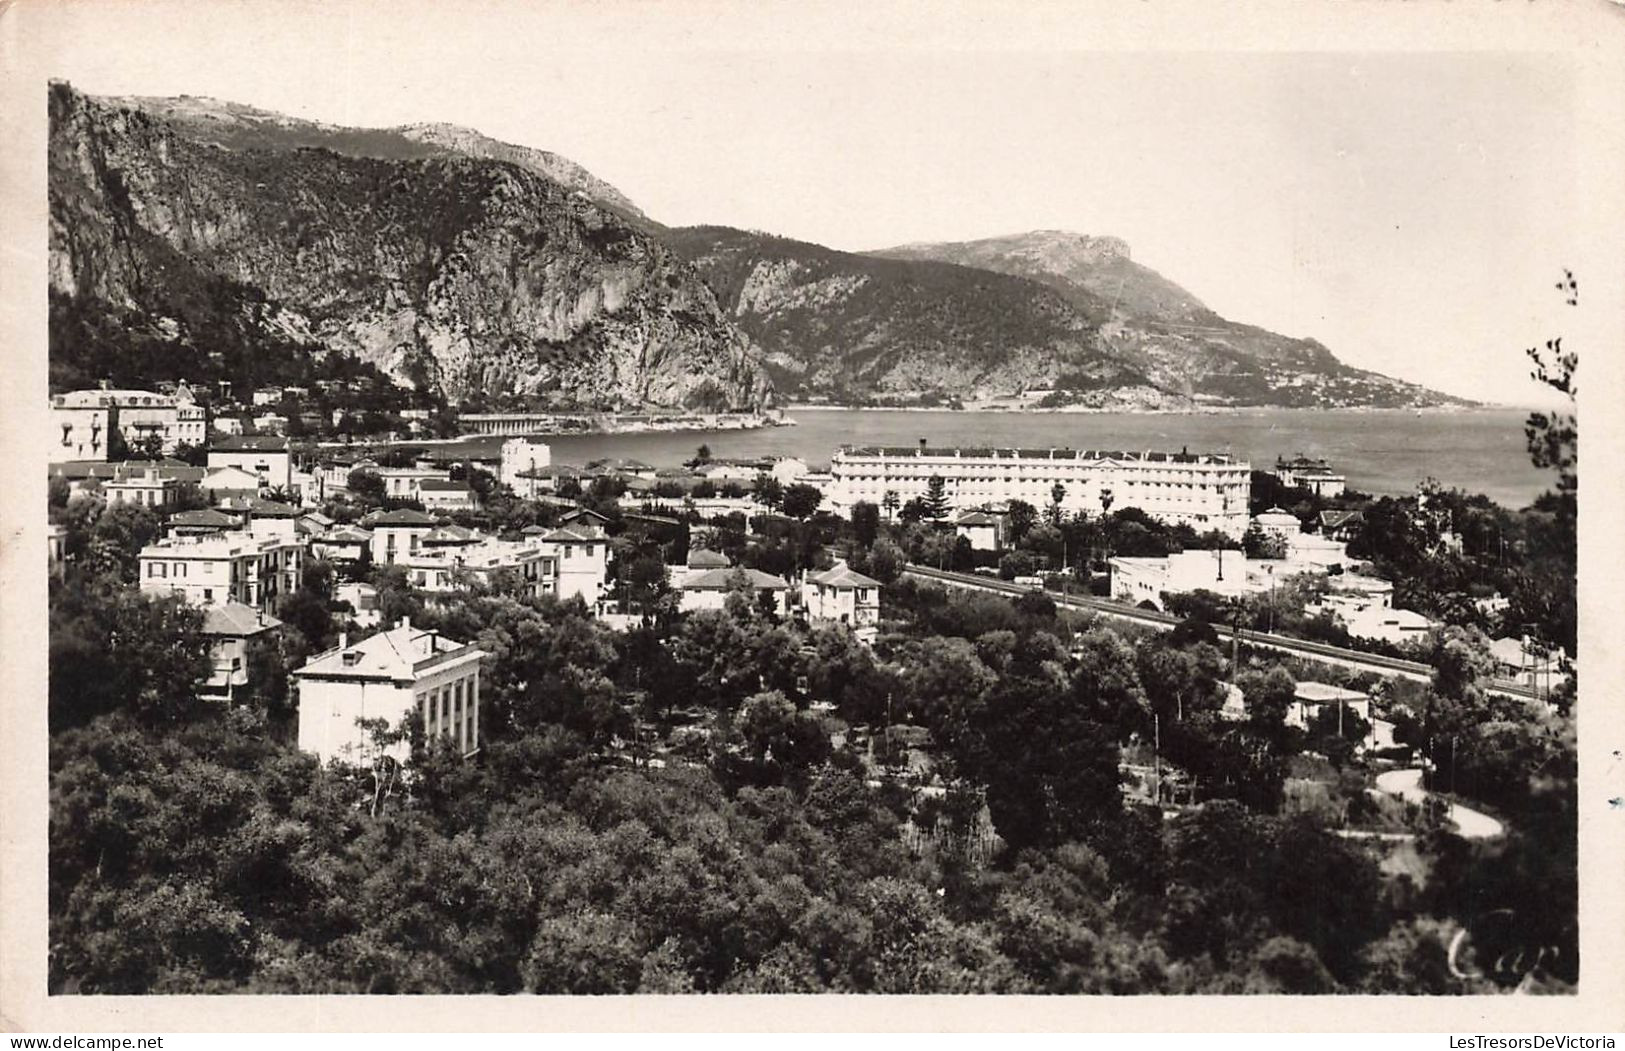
[918,437,927,455]
[400,615,411,631]
[338,631,348,650]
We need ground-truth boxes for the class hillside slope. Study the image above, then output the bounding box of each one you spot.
[48,83,767,410]
[664,226,1174,408]
[873,230,1462,408]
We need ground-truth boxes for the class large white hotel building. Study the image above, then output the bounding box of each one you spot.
[828,442,1251,538]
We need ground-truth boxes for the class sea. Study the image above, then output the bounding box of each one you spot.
[415,407,1554,510]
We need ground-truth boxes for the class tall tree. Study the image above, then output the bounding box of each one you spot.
[850,501,881,549]
[780,483,823,520]
[1006,500,1037,543]
[922,475,951,521]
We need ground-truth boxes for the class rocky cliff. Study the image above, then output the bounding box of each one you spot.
[48,83,769,410]
[663,226,1170,407]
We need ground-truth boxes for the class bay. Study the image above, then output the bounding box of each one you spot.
[423,407,1555,510]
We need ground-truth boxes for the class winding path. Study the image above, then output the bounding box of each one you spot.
[1375,768,1505,840]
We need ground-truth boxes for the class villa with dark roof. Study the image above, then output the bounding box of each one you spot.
[678,566,793,616]
[363,508,441,565]
[802,561,883,642]
[200,601,281,703]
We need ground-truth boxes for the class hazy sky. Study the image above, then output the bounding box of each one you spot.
[32,2,1587,405]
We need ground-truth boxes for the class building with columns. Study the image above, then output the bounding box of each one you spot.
[294,619,486,763]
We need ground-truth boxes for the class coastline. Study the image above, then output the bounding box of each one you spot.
[784,402,1496,416]
[311,412,791,450]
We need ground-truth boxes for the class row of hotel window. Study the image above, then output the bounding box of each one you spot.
[837,476,1243,487]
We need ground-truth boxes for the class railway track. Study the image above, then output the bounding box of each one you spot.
[901,563,1539,702]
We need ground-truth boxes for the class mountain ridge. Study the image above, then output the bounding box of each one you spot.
[48,82,767,411]
[47,84,1464,412]
[869,230,1461,407]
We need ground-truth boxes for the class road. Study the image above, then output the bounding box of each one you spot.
[1373,769,1505,839]
[901,563,1540,703]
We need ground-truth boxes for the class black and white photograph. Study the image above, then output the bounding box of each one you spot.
[3,0,1623,1033]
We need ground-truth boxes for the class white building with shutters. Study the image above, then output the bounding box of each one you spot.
[294,619,486,763]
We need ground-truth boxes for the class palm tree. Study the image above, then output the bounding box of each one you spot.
[882,489,900,521]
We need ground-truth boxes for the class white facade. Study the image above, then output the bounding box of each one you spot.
[829,445,1250,537]
[366,510,440,565]
[802,561,883,642]
[1274,457,1346,497]
[954,511,1005,552]
[398,538,557,601]
[418,481,476,511]
[202,464,264,496]
[500,438,554,498]
[295,620,485,763]
[541,525,611,605]
[1252,509,1301,546]
[1283,532,1349,572]
[104,467,181,510]
[51,405,113,461]
[1343,606,1434,646]
[52,387,207,455]
[208,437,292,491]
[375,465,452,500]
[138,533,305,613]
[1109,549,1259,610]
[679,567,792,616]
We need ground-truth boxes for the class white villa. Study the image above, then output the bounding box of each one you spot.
[294,619,486,763]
